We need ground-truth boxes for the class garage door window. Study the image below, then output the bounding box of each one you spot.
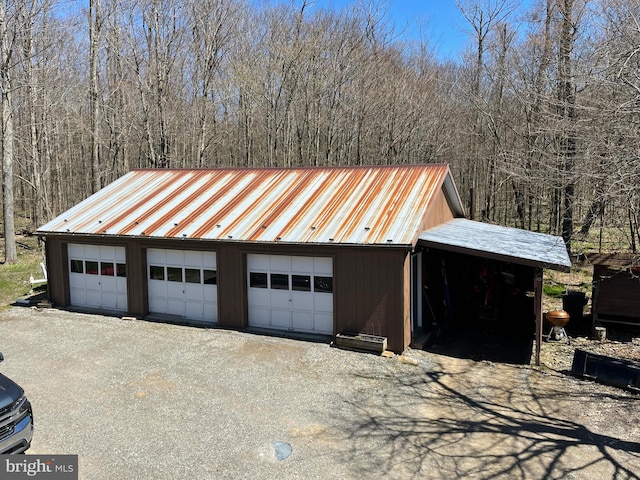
[150,265,217,285]
[249,272,332,293]
[250,272,267,288]
[203,270,217,285]
[150,265,164,280]
[101,262,114,276]
[167,267,182,282]
[271,273,289,290]
[86,261,99,275]
[314,276,333,293]
[292,275,311,292]
[185,268,201,283]
[116,263,127,277]
[70,259,84,274]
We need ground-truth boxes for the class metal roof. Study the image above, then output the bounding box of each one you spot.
[418,218,571,271]
[38,165,464,246]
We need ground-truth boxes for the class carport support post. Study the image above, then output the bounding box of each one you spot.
[534,268,543,366]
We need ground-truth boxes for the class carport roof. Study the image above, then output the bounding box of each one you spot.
[38,165,465,246]
[418,219,571,271]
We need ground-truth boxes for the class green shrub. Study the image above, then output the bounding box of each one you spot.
[543,283,565,298]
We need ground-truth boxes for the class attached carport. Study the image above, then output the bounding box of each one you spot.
[417,219,571,365]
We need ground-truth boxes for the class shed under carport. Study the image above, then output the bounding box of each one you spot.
[417,219,571,365]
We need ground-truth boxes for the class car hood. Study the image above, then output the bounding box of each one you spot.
[0,373,24,406]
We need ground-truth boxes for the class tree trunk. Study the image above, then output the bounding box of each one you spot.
[90,0,102,192]
[558,0,577,254]
[579,196,606,236]
[522,0,554,231]
[23,14,42,230]
[0,3,16,263]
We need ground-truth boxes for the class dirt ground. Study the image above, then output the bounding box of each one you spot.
[537,261,640,375]
[538,327,640,371]
[1,306,639,479]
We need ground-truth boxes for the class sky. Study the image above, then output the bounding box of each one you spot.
[308,1,533,61]
[308,1,473,60]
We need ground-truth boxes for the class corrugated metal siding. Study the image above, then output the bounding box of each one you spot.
[44,237,66,307]
[334,247,408,351]
[421,188,456,231]
[38,165,460,246]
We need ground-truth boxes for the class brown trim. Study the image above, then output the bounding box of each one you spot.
[403,253,411,351]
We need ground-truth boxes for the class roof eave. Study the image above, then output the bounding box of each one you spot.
[442,167,466,218]
[37,231,413,248]
[418,238,571,272]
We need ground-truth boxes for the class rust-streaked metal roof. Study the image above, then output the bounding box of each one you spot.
[38,165,464,246]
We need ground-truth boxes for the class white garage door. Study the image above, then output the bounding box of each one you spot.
[247,254,333,335]
[147,249,218,325]
[68,244,128,311]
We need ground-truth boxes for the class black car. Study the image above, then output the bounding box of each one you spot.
[0,353,33,454]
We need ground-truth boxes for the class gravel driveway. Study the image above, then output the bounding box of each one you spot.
[0,306,639,479]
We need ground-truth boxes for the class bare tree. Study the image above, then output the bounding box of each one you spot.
[457,0,517,220]
[556,0,580,253]
[0,0,636,261]
[187,0,236,166]
[0,1,17,262]
[522,0,555,231]
[89,0,102,192]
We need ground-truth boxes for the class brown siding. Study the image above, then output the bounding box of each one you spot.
[126,242,147,317]
[217,244,246,329]
[334,247,411,352]
[422,187,457,232]
[43,236,67,307]
[43,235,412,352]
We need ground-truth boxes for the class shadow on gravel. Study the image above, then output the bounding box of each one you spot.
[337,362,640,479]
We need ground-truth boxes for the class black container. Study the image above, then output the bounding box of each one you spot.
[563,291,588,333]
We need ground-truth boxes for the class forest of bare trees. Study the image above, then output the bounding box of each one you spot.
[2,0,640,262]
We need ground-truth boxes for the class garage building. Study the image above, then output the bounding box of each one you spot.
[37,165,570,359]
